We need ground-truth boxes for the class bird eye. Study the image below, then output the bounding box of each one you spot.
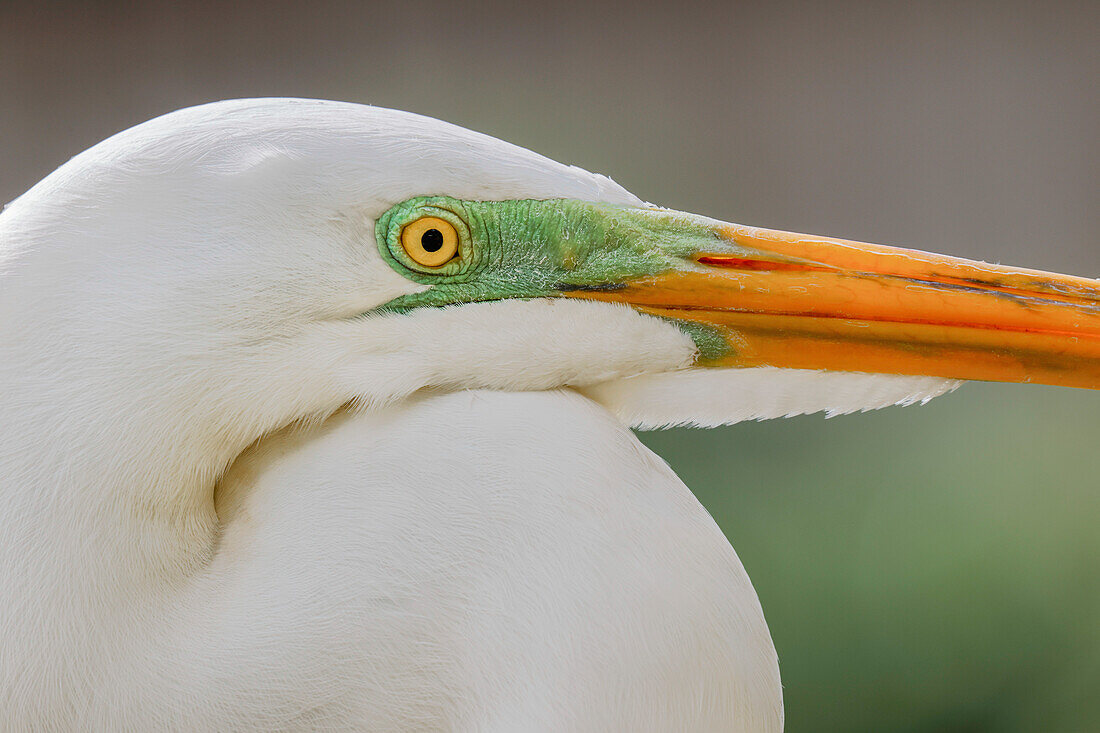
[400,217,459,267]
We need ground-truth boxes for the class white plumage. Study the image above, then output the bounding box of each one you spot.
[1,98,973,730]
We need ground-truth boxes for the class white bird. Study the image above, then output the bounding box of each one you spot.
[1,98,1097,732]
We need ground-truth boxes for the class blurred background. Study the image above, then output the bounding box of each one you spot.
[3,1,1097,730]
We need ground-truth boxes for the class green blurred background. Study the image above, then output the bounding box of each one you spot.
[3,1,1097,729]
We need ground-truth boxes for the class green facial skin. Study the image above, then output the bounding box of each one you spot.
[374,196,736,359]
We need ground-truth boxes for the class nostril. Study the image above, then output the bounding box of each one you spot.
[695,254,823,273]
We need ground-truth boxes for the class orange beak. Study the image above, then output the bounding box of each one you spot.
[568,221,1100,390]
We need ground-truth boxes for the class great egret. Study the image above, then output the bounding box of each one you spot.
[1,98,1096,731]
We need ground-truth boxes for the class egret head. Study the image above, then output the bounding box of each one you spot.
[4,97,1097,468]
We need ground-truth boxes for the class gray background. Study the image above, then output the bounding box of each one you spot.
[3,1,1097,730]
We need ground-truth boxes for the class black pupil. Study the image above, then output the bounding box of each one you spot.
[421,228,444,253]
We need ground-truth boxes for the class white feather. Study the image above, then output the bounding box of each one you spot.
[0,97,962,730]
[582,367,961,429]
